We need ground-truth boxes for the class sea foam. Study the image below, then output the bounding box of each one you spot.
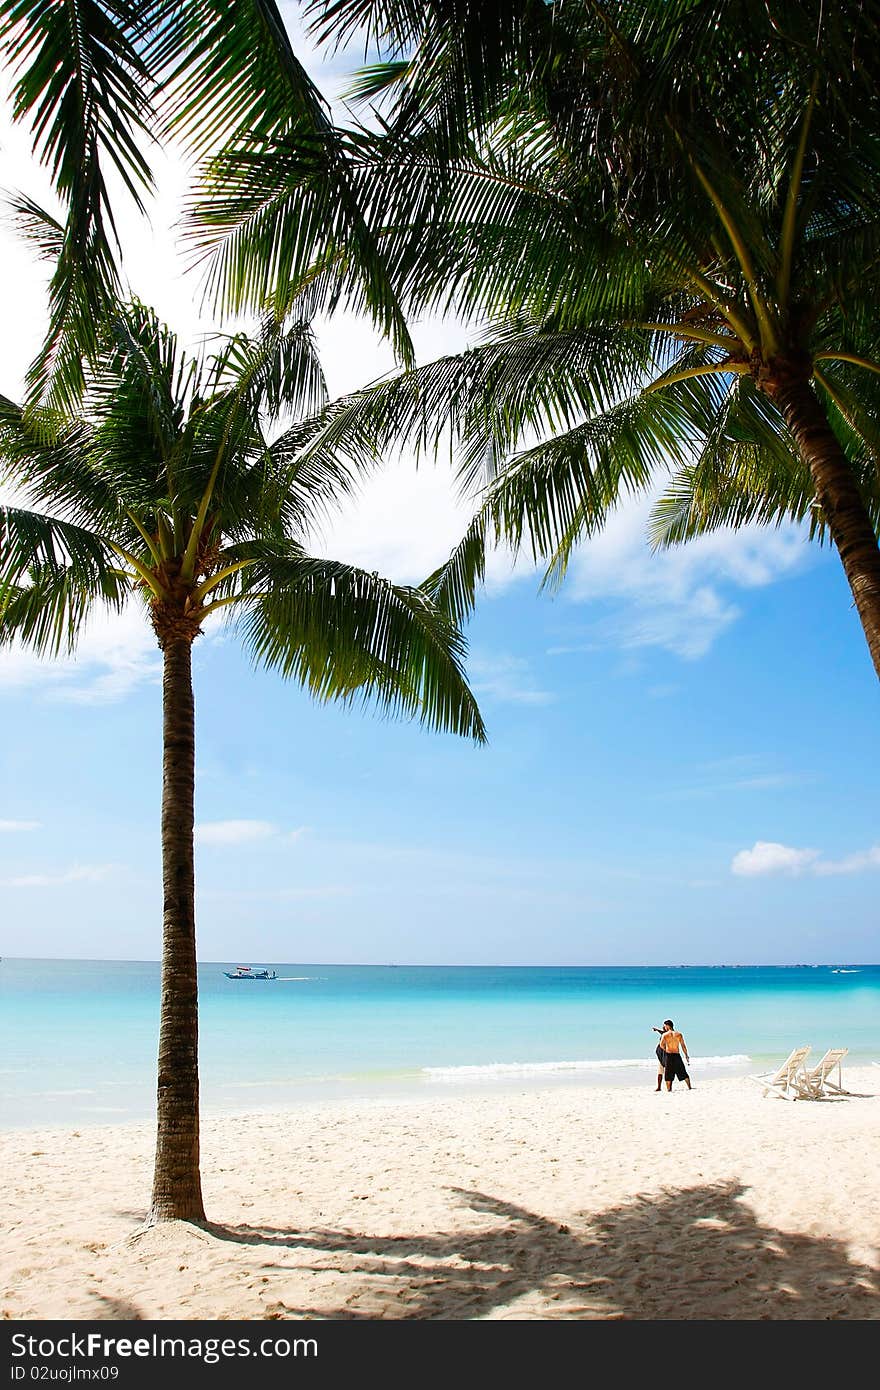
[422,1054,751,1080]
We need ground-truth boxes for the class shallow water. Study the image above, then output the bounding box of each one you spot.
[1,957,877,1128]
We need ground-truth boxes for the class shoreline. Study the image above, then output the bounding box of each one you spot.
[3,1068,878,1320]
[2,1054,769,1134]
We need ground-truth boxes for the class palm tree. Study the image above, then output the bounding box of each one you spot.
[0,0,412,411]
[0,300,485,1223]
[209,2,880,676]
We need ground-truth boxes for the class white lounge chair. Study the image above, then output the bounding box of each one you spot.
[748,1045,811,1099]
[792,1047,850,1099]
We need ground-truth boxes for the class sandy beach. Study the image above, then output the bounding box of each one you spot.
[2,1068,878,1321]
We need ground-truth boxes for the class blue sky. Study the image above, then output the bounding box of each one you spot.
[0,6,878,965]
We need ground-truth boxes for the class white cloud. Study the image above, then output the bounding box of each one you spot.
[0,482,811,711]
[309,313,531,590]
[731,774,802,791]
[732,840,880,877]
[564,492,811,659]
[667,760,810,801]
[312,445,531,593]
[195,820,277,846]
[0,819,40,832]
[814,847,880,877]
[313,451,474,584]
[199,883,352,903]
[0,864,116,888]
[0,602,161,704]
[693,755,809,793]
[194,820,309,847]
[468,653,555,706]
[0,582,233,704]
[731,842,820,876]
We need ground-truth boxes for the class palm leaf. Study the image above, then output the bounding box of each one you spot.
[0,504,127,653]
[0,0,155,408]
[238,544,486,741]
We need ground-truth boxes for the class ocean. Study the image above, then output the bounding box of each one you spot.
[1,958,878,1129]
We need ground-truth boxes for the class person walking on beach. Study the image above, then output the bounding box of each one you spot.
[658,1019,692,1091]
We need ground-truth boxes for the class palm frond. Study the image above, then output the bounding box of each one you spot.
[421,506,491,626]
[0,0,156,408]
[3,191,64,261]
[169,0,416,362]
[649,374,880,549]
[813,363,880,477]
[186,124,414,366]
[0,393,126,533]
[205,314,327,424]
[482,384,708,589]
[154,0,326,151]
[86,302,197,515]
[289,320,657,500]
[238,544,486,741]
[309,0,557,156]
[0,504,128,654]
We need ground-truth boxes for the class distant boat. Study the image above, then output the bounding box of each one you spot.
[224,965,277,980]
[831,968,860,974]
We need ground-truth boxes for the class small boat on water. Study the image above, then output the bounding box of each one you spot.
[224,965,277,980]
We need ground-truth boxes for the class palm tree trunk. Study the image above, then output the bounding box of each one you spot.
[776,378,880,681]
[148,636,206,1224]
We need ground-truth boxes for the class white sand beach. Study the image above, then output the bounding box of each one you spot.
[2,1068,878,1321]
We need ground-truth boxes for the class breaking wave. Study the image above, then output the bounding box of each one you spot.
[422,1054,750,1080]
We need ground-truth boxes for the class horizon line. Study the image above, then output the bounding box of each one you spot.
[0,955,875,969]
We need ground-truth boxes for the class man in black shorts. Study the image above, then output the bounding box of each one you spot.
[658,1020,692,1091]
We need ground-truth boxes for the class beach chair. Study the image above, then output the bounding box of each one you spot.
[747,1046,811,1099]
[792,1047,850,1100]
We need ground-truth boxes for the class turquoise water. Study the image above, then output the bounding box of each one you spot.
[1,958,878,1128]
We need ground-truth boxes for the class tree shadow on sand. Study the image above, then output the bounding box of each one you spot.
[85,1292,145,1320]
[207,1180,879,1320]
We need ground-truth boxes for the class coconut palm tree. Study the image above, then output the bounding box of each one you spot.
[0,300,485,1223]
[203,2,880,676]
[0,0,412,411]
